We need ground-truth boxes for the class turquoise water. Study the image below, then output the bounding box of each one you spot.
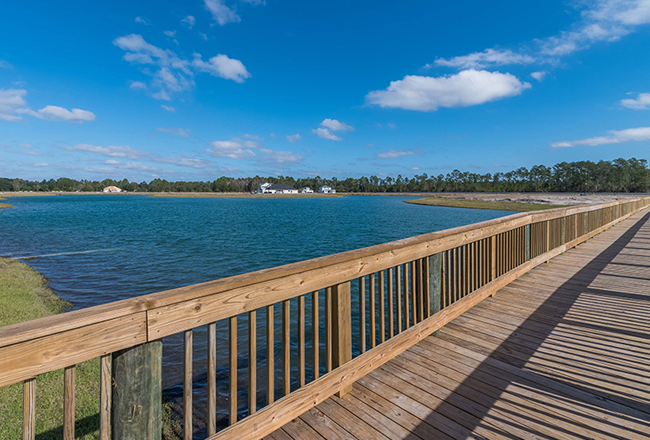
[0,194,512,431]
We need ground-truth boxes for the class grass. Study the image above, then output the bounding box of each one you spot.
[148,192,341,198]
[0,197,12,209]
[0,258,181,439]
[405,197,569,211]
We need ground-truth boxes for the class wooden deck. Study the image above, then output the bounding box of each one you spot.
[267,209,650,440]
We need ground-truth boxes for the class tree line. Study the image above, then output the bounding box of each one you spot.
[2,158,649,194]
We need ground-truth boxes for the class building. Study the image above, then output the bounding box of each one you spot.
[258,183,299,194]
[318,185,336,194]
[299,187,314,193]
[103,186,122,193]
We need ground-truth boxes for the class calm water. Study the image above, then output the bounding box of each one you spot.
[0,194,512,432]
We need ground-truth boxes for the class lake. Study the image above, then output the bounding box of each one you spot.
[0,194,512,431]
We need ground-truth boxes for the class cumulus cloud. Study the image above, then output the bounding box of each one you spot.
[192,53,251,83]
[113,34,249,100]
[181,15,196,28]
[161,105,175,112]
[130,81,147,89]
[431,0,650,70]
[287,134,301,142]
[152,155,207,168]
[163,30,177,37]
[204,0,240,25]
[135,16,151,25]
[376,149,422,159]
[0,88,27,122]
[366,70,531,111]
[61,144,148,159]
[312,128,342,141]
[156,127,189,138]
[551,126,650,147]
[17,105,95,123]
[320,118,354,131]
[620,92,650,110]
[258,148,302,164]
[207,140,257,159]
[531,71,547,81]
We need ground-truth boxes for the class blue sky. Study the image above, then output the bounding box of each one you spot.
[1,0,650,181]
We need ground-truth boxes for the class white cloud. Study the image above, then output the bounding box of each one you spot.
[531,71,547,81]
[287,134,301,142]
[258,148,302,164]
[0,88,27,122]
[243,134,263,140]
[204,0,240,25]
[161,105,175,112]
[320,119,354,131]
[620,92,650,110]
[199,33,208,41]
[387,123,397,129]
[312,128,342,141]
[104,160,160,172]
[432,49,536,69]
[181,15,196,28]
[135,16,151,25]
[163,30,177,37]
[0,60,12,69]
[376,149,422,159]
[153,90,171,101]
[62,144,148,159]
[17,105,95,123]
[130,81,147,89]
[366,70,531,112]
[207,140,257,159]
[192,53,251,83]
[431,0,650,70]
[551,126,650,147]
[152,155,207,168]
[156,127,189,138]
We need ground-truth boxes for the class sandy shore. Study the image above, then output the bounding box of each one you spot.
[421,193,641,206]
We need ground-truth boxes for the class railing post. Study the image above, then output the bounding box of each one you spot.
[584,213,589,235]
[331,281,352,397]
[428,253,443,335]
[525,225,531,261]
[111,340,162,440]
[561,217,566,245]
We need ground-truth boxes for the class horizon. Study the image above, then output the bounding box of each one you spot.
[2,0,650,181]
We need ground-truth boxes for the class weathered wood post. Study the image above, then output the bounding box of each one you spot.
[584,213,589,236]
[428,253,443,335]
[525,225,531,261]
[490,235,497,295]
[331,281,352,397]
[561,218,566,245]
[111,341,162,440]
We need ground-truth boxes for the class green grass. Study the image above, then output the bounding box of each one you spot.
[405,197,568,211]
[148,192,341,198]
[0,197,12,209]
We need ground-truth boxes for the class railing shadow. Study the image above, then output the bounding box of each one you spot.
[404,210,650,439]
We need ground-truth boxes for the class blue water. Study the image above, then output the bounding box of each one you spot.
[0,194,512,432]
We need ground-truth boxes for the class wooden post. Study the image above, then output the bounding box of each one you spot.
[111,341,162,440]
[561,217,566,245]
[584,213,588,236]
[490,236,496,297]
[331,281,352,397]
[428,253,443,336]
[525,225,531,261]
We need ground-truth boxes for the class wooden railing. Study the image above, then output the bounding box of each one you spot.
[1,197,649,440]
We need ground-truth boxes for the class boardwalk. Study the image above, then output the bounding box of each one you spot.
[268,209,650,439]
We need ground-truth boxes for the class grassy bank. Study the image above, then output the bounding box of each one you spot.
[0,197,11,209]
[405,197,568,211]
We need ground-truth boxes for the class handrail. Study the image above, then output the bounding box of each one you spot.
[2,196,649,440]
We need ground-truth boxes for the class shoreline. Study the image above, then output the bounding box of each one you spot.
[405,197,569,211]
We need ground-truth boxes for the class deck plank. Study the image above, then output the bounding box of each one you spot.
[271,209,650,439]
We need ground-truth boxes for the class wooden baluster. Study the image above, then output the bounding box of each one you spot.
[267,305,275,404]
[184,330,192,439]
[417,259,424,321]
[332,282,352,397]
[282,300,291,394]
[64,365,75,440]
[298,295,305,387]
[379,270,385,343]
[311,292,319,380]
[410,261,417,323]
[325,288,332,372]
[99,355,111,440]
[23,378,35,440]
[402,264,409,328]
[388,267,394,337]
[229,316,237,425]
[249,310,257,415]
[359,277,366,354]
[396,266,402,333]
[207,323,217,435]
[423,257,430,318]
[369,274,376,348]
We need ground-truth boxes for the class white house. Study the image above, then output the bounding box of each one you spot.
[318,185,336,194]
[299,187,314,193]
[103,186,122,193]
[258,183,299,194]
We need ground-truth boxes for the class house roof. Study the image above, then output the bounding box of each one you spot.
[268,183,297,190]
